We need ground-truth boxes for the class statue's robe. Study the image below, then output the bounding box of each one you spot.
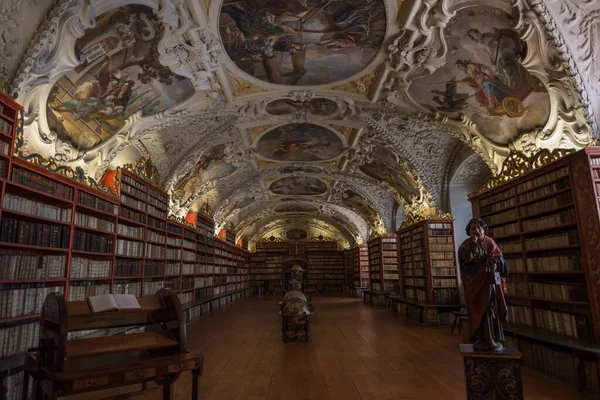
[459,236,508,339]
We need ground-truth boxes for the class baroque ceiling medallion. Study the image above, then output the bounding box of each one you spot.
[218,0,387,86]
[269,176,328,196]
[46,5,195,150]
[409,6,551,146]
[256,123,345,162]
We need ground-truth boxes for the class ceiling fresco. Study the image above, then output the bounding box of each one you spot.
[45,5,195,150]
[219,0,387,86]
[408,7,551,145]
[269,176,328,196]
[256,123,345,161]
[5,0,599,247]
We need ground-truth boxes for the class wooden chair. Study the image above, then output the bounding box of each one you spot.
[24,288,203,400]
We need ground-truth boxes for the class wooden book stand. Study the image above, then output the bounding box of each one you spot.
[23,288,203,400]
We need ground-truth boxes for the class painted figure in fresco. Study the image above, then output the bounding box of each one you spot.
[220,0,385,84]
[447,27,545,118]
[458,218,508,352]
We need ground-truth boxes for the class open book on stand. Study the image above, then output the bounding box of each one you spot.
[88,293,141,313]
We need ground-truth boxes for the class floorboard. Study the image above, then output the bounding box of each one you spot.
[68,295,594,400]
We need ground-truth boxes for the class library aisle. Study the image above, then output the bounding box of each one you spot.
[66,296,591,400]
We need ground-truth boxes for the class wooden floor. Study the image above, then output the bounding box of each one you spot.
[74,295,593,399]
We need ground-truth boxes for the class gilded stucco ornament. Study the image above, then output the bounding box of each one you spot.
[470,148,575,197]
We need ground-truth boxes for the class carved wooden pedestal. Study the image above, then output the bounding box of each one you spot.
[459,344,524,400]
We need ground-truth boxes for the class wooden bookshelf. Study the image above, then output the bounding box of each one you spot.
[344,249,352,288]
[306,249,344,293]
[0,159,250,368]
[395,219,460,325]
[469,147,600,392]
[364,235,398,305]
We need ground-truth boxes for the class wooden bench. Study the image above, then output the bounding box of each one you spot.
[24,288,203,399]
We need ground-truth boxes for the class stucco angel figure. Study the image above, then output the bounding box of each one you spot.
[458,218,508,352]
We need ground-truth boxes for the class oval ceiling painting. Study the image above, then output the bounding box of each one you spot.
[286,228,308,240]
[46,5,195,150]
[275,204,318,213]
[219,0,387,86]
[269,177,328,196]
[257,123,344,162]
[266,98,338,116]
[409,7,550,145]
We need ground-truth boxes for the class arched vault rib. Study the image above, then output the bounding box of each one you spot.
[225,198,370,243]
[243,215,356,249]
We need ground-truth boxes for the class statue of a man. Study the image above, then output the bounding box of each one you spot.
[458,218,508,352]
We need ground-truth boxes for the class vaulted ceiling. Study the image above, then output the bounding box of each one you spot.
[1,0,597,249]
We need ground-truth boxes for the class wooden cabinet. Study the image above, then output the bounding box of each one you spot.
[469,148,600,392]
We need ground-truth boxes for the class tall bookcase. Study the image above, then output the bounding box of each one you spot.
[395,220,460,325]
[469,148,600,394]
[306,243,344,293]
[0,154,251,395]
[364,235,398,305]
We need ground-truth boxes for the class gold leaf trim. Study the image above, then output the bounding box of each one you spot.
[399,209,454,230]
[470,148,575,197]
[229,72,269,96]
[333,71,376,94]
[168,214,196,229]
[122,153,161,187]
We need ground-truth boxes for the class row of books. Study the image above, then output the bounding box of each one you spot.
[480,197,516,215]
[147,204,167,219]
[405,287,426,302]
[0,285,63,319]
[1,372,31,400]
[0,320,38,360]
[0,253,65,280]
[429,244,454,252]
[432,278,457,287]
[507,305,533,326]
[0,219,70,248]
[114,259,141,277]
[120,207,145,224]
[12,166,73,200]
[3,194,72,222]
[527,255,582,273]
[0,118,12,135]
[518,339,578,388]
[0,159,6,178]
[146,229,166,244]
[429,229,452,236]
[519,177,569,204]
[70,258,111,278]
[521,192,572,217]
[522,209,576,232]
[116,238,144,256]
[144,261,165,276]
[77,191,118,215]
[121,174,146,194]
[432,259,454,268]
[489,221,519,237]
[147,216,166,230]
[73,230,114,253]
[529,282,589,302]
[433,288,459,305]
[523,230,579,250]
[516,166,568,194]
[404,277,425,286]
[403,268,425,276]
[68,282,110,301]
[181,264,194,274]
[76,212,114,233]
[534,307,591,340]
[431,267,456,276]
[396,303,422,321]
[117,223,143,238]
[120,193,146,212]
[167,236,182,246]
